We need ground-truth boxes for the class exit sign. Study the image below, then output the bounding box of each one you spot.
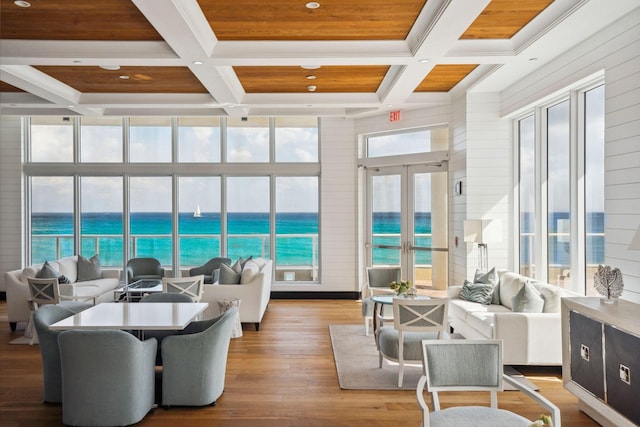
[389,110,401,122]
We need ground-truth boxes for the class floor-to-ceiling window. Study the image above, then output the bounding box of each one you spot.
[515,81,605,294]
[25,116,320,283]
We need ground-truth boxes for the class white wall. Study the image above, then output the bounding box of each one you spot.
[0,116,23,293]
[501,8,640,302]
[464,92,512,277]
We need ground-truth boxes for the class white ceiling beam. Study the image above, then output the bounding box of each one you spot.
[0,40,179,66]
[0,65,100,116]
[379,0,491,105]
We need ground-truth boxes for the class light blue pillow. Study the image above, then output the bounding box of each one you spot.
[511,281,545,313]
[36,261,60,279]
[459,281,494,305]
[474,267,500,305]
[77,254,101,281]
[219,263,241,284]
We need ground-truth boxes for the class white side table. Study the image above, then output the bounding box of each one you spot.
[217,298,242,338]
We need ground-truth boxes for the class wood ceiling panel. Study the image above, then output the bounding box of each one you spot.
[234,66,390,93]
[198,0,427,41]
[460,0,554,39]
[0,81,25,92]
[0,0,162,41]
[34,66,207,93]
[415,64,478,92]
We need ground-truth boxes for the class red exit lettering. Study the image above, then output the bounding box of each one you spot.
[389,110,401,122]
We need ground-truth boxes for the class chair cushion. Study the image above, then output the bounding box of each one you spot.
[77,254,101,281]
[511,282,544,313]
[378,328,440,361]
[430,406,531,427]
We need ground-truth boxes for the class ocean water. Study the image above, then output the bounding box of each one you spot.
[31,211,604,268]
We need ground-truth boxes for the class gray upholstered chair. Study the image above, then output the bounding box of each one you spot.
[126,257,165,283]
[189,257,231,284]
[58,329,157,427]
[161,307,237,407]
[162,275,205,302]
[378,298,448,387]
[140,292,194,365]
[362,267,401,335]
[32,303,93,404]
[417,340,561,427]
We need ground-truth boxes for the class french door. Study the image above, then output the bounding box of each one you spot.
[366,164,448,288]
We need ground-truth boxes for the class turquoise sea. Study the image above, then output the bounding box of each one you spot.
[31,212,604,268]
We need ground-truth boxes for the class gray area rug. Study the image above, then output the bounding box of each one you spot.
[329,324,539,391]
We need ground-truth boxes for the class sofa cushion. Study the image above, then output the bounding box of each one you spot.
[240,260,260,284]
[219,263,241,284]
[448,299,511,324]
[498,272,528,310]
[57,256,78,283]
[465,311,497,338]
[511,282,545,313]
[77,254,101,281]
[36,261,61,279]
[459,281,494,305]
[22,265,39,280]
[474,268,500,305]
[252,257,266,269]
[230,258,243,275]
[531,281,564,313]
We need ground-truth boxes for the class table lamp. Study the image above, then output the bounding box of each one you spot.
[464,219,502,272]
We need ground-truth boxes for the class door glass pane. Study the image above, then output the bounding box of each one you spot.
[413,171,447,287]
[275,176,319,282]
[129,177,172,265]
[178,177,221,267]
[227,177,270,260]
[30,117,73,162]
[519,115,536,278]
[371,174,401,265]
[129,117,172,162]
[80,117,123,162]
[178,117,221,163]
[31,176,74,262]
[227,117,269,162]
[585,85,605,295]
[547,100,570,287]
[275,117,318,162]
[80,177,123,267]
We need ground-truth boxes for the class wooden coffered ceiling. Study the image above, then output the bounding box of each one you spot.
[0,0,633,117]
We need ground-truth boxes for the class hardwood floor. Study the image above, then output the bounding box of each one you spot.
[0,298,599,426]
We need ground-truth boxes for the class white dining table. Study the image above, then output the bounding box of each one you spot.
[49,302,208,331]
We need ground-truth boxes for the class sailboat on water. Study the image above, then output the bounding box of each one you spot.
[193,205,202,218]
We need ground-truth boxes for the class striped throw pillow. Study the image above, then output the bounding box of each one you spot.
[459,280,495,305]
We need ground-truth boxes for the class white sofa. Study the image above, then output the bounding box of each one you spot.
[5,256,120,331]
[448,269,579,365]
[201,258,272,331]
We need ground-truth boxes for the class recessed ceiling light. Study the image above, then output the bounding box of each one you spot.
[307,85,317,92]
[305,2,320,9]
[306,75,317,80]
[386,104,393,107]
[100,65,121,71]
[301,65,321,70]
[14,1,31,7]
[119,75,130,80]
[419,58,430,63]
[73,60,82,64]
[192,60,204,65]
[67,105,75,108]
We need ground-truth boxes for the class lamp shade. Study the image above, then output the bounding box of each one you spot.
[463,219,502,244]
[630,225,640,250]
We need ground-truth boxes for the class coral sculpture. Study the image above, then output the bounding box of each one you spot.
[593,264,624,302]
